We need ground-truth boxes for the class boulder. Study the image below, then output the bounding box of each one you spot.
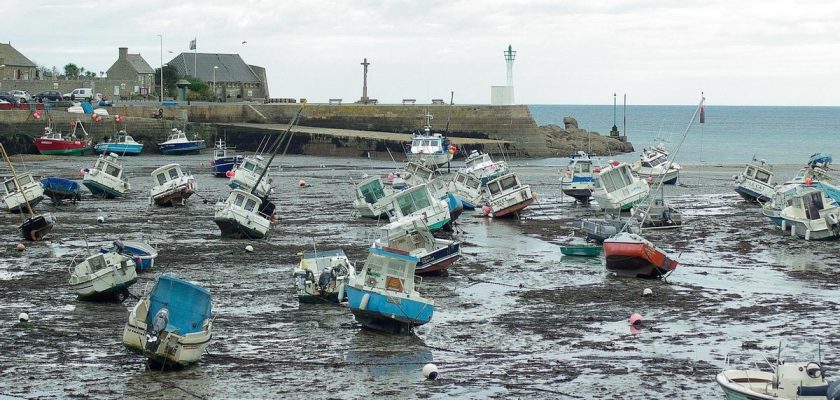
[563,116,579,130]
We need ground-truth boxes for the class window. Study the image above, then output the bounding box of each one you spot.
[168,168,179,180]
[602,170,618,192]
[745,167,756,178]
[488,182,502,195]
[234,194,245,207]
[88,255,106,272]
[244,199,257,212]
[423,140,432,147]
[243,161,256,172]
[360,180,385,203]
[500,175,518,191]
[618,167,633,186]
[755,170,771,184]
[157,174,167,185]
[641,162,652,168]
[105,164,120,177]
[18,175,31,185]
[4,180,16,193]
[578,163,590,173]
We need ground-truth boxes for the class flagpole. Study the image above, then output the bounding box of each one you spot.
[193,38,197,78]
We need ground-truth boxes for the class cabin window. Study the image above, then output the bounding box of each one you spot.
[804,192,824,220]
[578,163,590,173]
[500,175,518,191]
[456,174,466,184]
[4,180,16,193]
[88,255,106,272]
[105,164,120,177]
[423,140,432,147]
[385,276,404,292]
[413,140,421,147]
[468,177,481,190]
[234,194,245,207]
[745,167,756,178]
[243,161,256,172]
[755,170,771,184]
[360,180,385,203]
[156,174,167,185]
[618,167,633,186]
[488,181,502,195]
[168,168,180,180]
[600,171,617,192]
[641,162,652,168]
[651,158,665,167]
[397,189,431,215]
[244,199,257,212]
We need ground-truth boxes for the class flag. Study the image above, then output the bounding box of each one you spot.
[699,106,705,124]
[189,38,196,50]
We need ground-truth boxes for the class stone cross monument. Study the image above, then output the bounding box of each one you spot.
[360,58,370,103]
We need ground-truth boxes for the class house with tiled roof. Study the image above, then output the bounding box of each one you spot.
[106,47,155,92]
[0,42,38,81]
[168,52,269,101]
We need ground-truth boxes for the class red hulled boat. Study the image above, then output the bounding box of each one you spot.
[603,232,678,279]
[33,121,92,156]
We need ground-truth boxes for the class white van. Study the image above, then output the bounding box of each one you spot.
[63,88,93,101]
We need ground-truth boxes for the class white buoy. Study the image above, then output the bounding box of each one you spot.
[642,288,653,297]
[245,245,254,252]
[422,363,439,380]
[18,312,29,323]
[96,216,105,223]
[15,243,25,252]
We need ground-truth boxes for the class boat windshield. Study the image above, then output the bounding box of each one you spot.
[244,198,257,212]
[575,162,591,174]
[488,181,502,195]
[87,254,108,272]
[755,169,772,184]
[363,250,413,293]
[241,160,264,175]
[499,175,519,191]
[4,179,16,193]
[168,168,181,180]
[745,166,756,178]
[359,180,386,204]
[105,164,121,178]
[396,188,432,215]
[18,174,32,185]
[156,173,167,185]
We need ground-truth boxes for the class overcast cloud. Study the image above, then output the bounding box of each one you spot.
[4,0,840,105]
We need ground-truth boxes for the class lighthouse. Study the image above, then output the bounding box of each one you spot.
[491,45,516,105]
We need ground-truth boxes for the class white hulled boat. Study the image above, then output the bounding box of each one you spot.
[630,146,680,185]
[68,252,137,301]
[483,172,535,218]
[560,151,595,202]
[3,173,44,213]
[779,187,840,240]
[734,158,775,203]
[717,351,834,400]
[449,171,485,210]
[213,189,275,239]
[228,155,272,198]
[406,113,454,168]
[591,161,650,211]
[149,164,197,207]
[82,153,130,198]
[292,249,356,303]
[353,176,396,219]
[386,183,451,232]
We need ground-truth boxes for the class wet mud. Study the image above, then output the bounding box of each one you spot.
[1,156,839,399]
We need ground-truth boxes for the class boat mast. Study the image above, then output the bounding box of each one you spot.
[0,144,35,217]
[250,102,307,196]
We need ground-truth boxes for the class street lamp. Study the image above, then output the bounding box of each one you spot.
[213,65,218,102]
[158,34,163,101]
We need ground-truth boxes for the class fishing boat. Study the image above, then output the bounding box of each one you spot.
[158,128,206,155]
[808,152,832,168]
[1,144,54,241]
[213,189,275,239]
[603,232,678,279]
[373,215,461,275]
[210,139,243,177]
[630,197,682,228]
[779,187,840,240]
[581,216,640,243]
[292,249,356,303]
[591,161,650,211]
[345,247,434,333]
[449,171,485,210]
[82,153,130,198]
[33,122,92,156]
[228,155,272,197]
[483,172,535,218]
[95,130,143,155]
[353,176,396,219]
[630,146,681,185]
[122,274,213,368]
[149,164,197,207]
[386,183,451,232]
[68,252,137,301]
[734,158,775,203]
[99,240,158,271]
[3,173,44,213]
[560,151,595,202]
[40,177,81,204]
[560,245,602,257]
[400,161,464,219]
[717,350,836,400]
[460,150,509,183]
[406,113,455,168]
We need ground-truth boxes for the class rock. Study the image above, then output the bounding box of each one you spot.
[539,120,634,157]
[563,116,579,130]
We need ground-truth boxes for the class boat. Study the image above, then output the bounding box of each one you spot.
[158,128,206,155]
[603,232,678,279]
[292,249,356,303]
[345,247,434,333]
[33,121,92,156]
[734,158,776,203]
[779,187,840,240]
[717,350,836,400]
[213,189,275,239]
[68,252,138,301]
[228,155,272,197]
[386,183,451,232]
[122,274,213,368]
[630,197,682,228]
[401,161,464,219]
[460,150,509,184]
[99,240,158,271]
[149,164,197,207]
[591,161,650,211]
[560,245,602,257]
[40,177,81,204]
[353,176,396,219]
[808,152,832,168]
[94,130,143,155]
[406,112,455,168]
[560,151,596,202]
[1,144,54,241]
[581,216,640,243]
[82,153,130,198]
[210,139,243,177]
[630,145,681,185]
[373,215,461,275]
[449,171,485,210]
[482,172,535,218]
[3,173,44,213]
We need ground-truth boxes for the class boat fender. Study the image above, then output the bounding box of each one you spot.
[359,293,370,311]
[337,284,345,302]
[805,229,811,241]
[781,220,787,231]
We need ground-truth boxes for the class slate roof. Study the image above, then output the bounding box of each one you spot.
[168,53,261,83]
[126,54,154,74]
[0,43,36,67]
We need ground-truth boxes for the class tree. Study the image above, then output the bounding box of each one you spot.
[64,63,79,79]
[185,77,212,101]
[154,65,181,98]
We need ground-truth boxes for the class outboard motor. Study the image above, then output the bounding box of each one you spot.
[113,240,125,254]
[145,308,169,352]
[318,267,333,294]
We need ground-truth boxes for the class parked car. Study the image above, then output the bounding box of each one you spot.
[9,90,31,103]
[63,88,93,101]
[0,91,20,105]
[32,90,64,102]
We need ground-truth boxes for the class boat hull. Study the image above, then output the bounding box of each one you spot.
[19,213,54,241]
[415,242,461,275]
[603,236,678,279]
[82,180,125,199]
[5,195,43,213]
[40,177,81,204]
[159,141,206,155]
[345,285,433,333]
[123,319,212,368]
[95,143,143,155]
[213,217,267,239]
[34,139,91,156]
[783,219,840,241]
[210,156,243,176]
[492,196,535,218]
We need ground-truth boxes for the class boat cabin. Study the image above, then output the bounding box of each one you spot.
[379,217,435,253]
[357,177,388,205]
[239,156,267,176]
[787,189,831,220]
[567,158,593,177]
[404,161,436,183]
[94,154,124,179]
[410,135,446,154]
[742,163,774,186]
[464,151,493,171]
[3,173,34,194]
[112,131,137,144]
[225,189,272,219]
[151,164,186,186]
[454,172,482,192]
[40,127,63,139]
[359,247,419,295]
[640,152,667,169]
[75,253,130,276]
[166,129,188,141]
[486,173,524,198]
[213,140,228,158]
[593,163,636,194]
[391,185,434,217]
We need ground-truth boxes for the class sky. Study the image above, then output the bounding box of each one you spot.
[4,0,840,106]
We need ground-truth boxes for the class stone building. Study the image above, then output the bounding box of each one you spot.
[105,47,155,97]
[0,42,38,82]
[168,52,269,101]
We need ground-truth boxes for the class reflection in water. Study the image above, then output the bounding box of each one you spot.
[343,330,433,378]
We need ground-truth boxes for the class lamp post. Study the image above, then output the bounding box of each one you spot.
[158,34,163,101]
[0,64,4,89]
[213,65,218,102]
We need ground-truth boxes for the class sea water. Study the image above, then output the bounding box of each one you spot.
[529,104,840,165]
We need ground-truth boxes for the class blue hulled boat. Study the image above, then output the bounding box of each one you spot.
[158,129,206,155]
[346,247,434,333]
[210,139,243,177]
[99,240,158,271]
[95,131,144,155]
[40,177,81,204]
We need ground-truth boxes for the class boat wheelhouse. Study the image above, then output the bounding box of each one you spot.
[353,176,396,219]
[386,184,451,232]
[82,153,130,198]
[734,159,775,203]
[373,215,461,275]
[95,131,143,155]
[630,147,680,185]
[3,173,44,213]
[213,189,275,239]
[150,164,197,207]
[484,172,535,218]
[406,113,454,167]
[591,161,650,211]
[449,171,485,209]
[560,152,595,202]
[228,155,272,198]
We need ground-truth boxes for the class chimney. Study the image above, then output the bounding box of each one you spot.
[119,47,128,60]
